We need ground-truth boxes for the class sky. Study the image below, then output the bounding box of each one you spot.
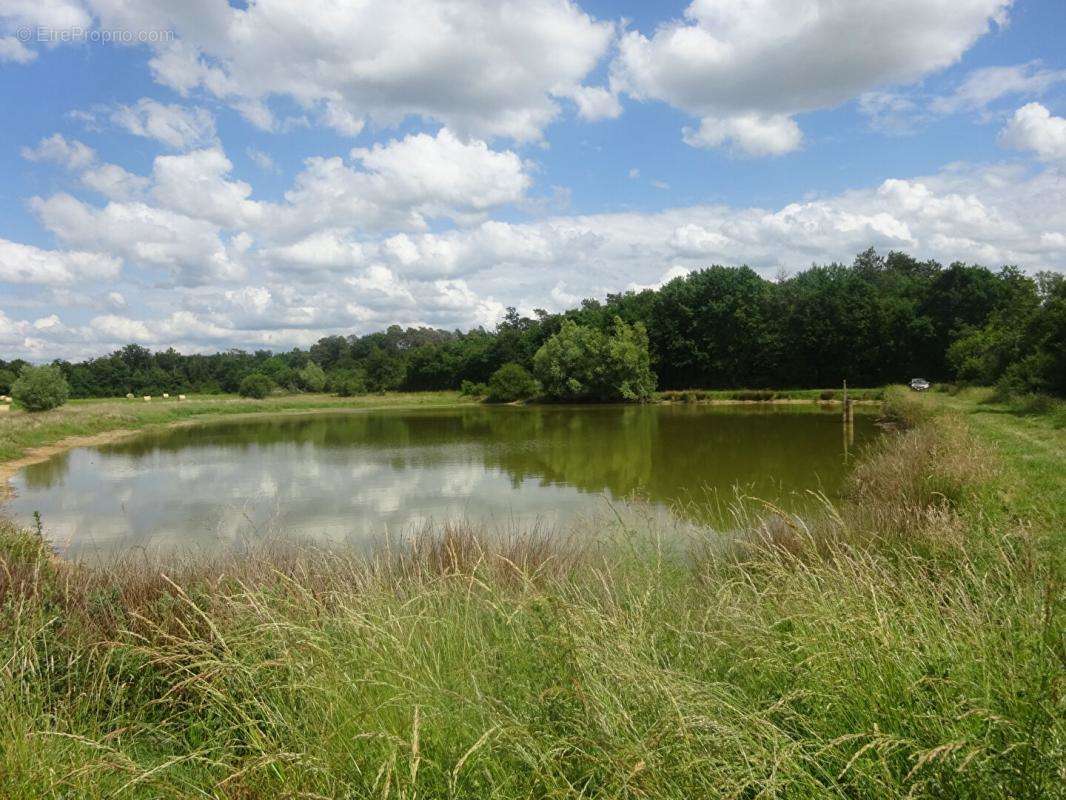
[1,0,1065,361]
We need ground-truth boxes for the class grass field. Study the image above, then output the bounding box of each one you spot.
[943,392,1065,547]
[0,388,1061,798]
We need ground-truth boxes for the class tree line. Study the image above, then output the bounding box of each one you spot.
[2,249,1063,402]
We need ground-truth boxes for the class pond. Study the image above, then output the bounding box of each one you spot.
[4,404,877,559]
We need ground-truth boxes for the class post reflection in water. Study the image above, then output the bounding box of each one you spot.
[5,404,878,560]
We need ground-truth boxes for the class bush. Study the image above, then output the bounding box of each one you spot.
[11,364,69,411]
[238,373,273,399]
[819,390,837,401]
[1009,393,1058,415]
[459,380,489,397]
[298,362,327,392]
[732,390,775,401]
[486,363,539,403]
[0,368,16,395]
[364,347,406,393]
[533,317,656,402]
[331,370,367,397]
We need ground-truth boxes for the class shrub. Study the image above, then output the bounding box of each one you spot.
[1009,393,1058,415]
[0,367,16,395]
[238,373,273,399]
[298,362,327,392]
[331,370,367,397]
[486,363,539,403]
[271,365,297,392]
[459,380,489,397]
[11,364,69,411]
[932,383,961,396]
[819,390,837,401]
[364,347,406,393]
[732,390,775,401]
[533,317,656,402]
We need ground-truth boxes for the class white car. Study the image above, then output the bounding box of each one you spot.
[909,378,930,392]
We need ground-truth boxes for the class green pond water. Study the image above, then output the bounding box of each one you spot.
[5,404,877,559]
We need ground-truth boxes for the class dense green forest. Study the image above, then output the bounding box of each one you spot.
[2,249,1063,399]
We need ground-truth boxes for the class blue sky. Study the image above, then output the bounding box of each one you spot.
[1,0,1065,359]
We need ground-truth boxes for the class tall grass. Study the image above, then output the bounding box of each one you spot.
[0,393,1061,798]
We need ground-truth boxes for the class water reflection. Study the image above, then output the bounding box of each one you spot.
[20,450,72,490]
[6,405,876,559]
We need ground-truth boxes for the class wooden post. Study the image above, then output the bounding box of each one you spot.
[842,379,854,448]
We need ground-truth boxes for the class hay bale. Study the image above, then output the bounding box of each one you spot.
[143,395,152,402]
[126,393,135,399]
[178,394,187,400]
[162,393,170,399]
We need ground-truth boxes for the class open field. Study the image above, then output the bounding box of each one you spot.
[0,387,1061,798]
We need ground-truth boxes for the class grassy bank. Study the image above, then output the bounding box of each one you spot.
[0,391,468,464]
[0,389,1062,798]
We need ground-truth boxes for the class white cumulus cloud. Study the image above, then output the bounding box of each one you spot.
[682,113,802,157]
[110,98,217,150]
[276,128,531,237]
[612,0,1011,154]
[0,237,122,285]
[89,0,615,142]
[31,193,246,285]
[999,103,1066,163]
[21,133,96,170]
